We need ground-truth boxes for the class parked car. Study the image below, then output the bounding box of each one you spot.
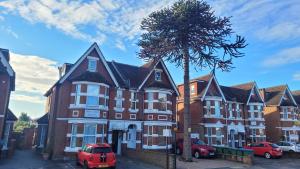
[176,138,216,158]
[276,141,300,152]
[244,142,282,159]
[77,143,116,169]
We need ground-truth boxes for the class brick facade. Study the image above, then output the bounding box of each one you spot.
[44,43,178,159]
[260,86,300,143]
[176,74,265,148]
[0,49,17,152]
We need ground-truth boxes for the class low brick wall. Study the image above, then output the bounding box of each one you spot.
[282,151,300,159]
[122,148,176,169]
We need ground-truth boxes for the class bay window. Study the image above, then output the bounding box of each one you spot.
[130,91,138,110]
[207,127,212,145]
[104,87,109,107]
[228,103,233,118]
[205,101,211,116]
[74,84,81,105]
[70,124,77,148]
[83,124,97,145]
[115,89,123,109]
[282,107,288,119]
[215,101,220,117]
[236,104,241,119]
[148,92,154,110]
[158,93,167,111]
[216,128,222,145]
[86,85,99,107]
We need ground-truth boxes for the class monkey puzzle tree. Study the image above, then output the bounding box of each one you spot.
[138,0,246,161]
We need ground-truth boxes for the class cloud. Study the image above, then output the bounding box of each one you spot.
[9,52,58,104]
[209,0,300,42]
[0,0,173,46]
[262,46,300,67]
[293,72,300,81]
[1,26,19,39]
[115,39,126,51]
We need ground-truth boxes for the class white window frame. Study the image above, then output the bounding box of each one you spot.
[216,127,222,145]
[130,91,138,110]
[116,89,123,109]
[86,84,99,107]
[228,103,233,118]
[83,124,97,146]
[190,85,195,95]
[70,123,78,148]
[148,92,154,110]
[215,101,221,117]
[158,93,167,111]
[72,110,79,117]
[207,127,212,145]
[130,114,136,120]
[148,115,153,120]
[205,101,211,116]
[88,59,97,72]
[283,107,288,119]
[236,104,241,119]
[74,84,81,105]
[154,70,162,81]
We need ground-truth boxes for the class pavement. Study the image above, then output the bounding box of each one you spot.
[1,150,300,169]
[177,156,300,169]
[0,150,162,169]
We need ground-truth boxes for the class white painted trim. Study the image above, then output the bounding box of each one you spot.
[279,86,298,107]
[144,109,172,114]
[203,121,224,128]
[201,74,226,102]
[158,115,168,121]
[247,82,264,105]
[144,121,173,126]
[56,118,107,124]
[144,89,173,95]
[143,144,172,149]
[87,56,99,60]
[59,43,119,87]
[204,96,223,101]
[66,133,106,137]
[0,51,14,76]
[109,120,143,131]
[138,60,179,96]
[69,104,109,111]
[72,81,110,88]
[0,115,4,117]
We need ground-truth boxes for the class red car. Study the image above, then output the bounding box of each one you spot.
[176,139,216,158]
[77,144,116,169]
[244,142,282,159]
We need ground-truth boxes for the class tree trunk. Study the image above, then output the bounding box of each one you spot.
[183,48,192,161]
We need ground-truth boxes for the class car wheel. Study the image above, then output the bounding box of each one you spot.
[264,152,271,159]
[76,156,81,166]
[194,151,200,159]
[289,150,295,152]
[111,167,116,169]
[83,161,90,169]
[176,148,181,155]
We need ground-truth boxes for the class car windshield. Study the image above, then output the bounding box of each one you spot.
[194,140,206,145]
[269,143,279,148]
[92,147,112,154]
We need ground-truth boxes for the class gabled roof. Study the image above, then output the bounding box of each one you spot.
[292,90,300,106]
[262,85,297,106]
[36,113,49,124]
[6,109,17,121]
[0,49,15,91]
[45,43,179,96]
[230,82,264,104]
[59,43,119,86]
[186,73,226,101]
[137,60,179,95]
[220,85,247,103]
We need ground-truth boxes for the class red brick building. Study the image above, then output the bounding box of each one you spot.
[0,48,17,152]
[260,85,299,143]
[176,74,265,148]
[44,43,178,159]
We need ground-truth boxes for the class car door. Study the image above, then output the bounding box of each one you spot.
[255,143,265,156]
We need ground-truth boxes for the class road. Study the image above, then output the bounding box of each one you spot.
[0,150,162,169]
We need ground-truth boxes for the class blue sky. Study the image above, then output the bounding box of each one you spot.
[0,0,300,119]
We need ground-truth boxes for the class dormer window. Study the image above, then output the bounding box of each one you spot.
[88,59,97,72]
[190,85,195,95]
[155,70,162,81]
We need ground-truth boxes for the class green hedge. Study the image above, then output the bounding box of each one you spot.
[214,146,253,157]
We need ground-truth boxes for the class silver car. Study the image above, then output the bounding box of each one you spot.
[277,141,300,152]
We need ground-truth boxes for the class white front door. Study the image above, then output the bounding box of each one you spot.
[127,127,137,149]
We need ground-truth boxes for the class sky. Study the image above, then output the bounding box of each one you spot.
[0,0,300,119]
